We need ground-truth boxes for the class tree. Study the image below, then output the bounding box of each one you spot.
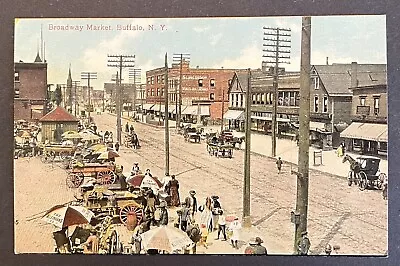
[55,85,62,106]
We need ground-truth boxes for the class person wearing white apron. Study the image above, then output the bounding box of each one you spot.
[229,217,241,249]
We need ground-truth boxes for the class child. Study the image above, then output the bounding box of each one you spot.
[199,224,209,248]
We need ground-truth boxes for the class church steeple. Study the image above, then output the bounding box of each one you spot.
[34,50,42,63]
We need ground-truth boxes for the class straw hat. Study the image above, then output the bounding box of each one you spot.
[189,190,196,195]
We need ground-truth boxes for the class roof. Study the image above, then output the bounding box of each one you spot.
[229,70,300,93]
[314,63,387,96]
[39,106,79,122]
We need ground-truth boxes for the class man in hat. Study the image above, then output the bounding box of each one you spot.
[184,190,198,221]
[252,237,268,255]
[276,157,283,174]
[166,175,180,207]
[211,196,221,230]
[179,202,191,232]
[131,162,140,175]
[297,231,311,255]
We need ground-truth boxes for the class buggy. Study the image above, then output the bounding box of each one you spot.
[344,155,387,191]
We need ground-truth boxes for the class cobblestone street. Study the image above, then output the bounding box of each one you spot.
[14,113,387,255]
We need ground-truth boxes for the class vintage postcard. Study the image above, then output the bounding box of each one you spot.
[13,16,387,255]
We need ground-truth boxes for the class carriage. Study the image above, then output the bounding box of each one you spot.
[66,162,119,188]
[206,142,233,158]
[40,144,77,163]
[184,132,201,143]
[79,186,145,230]
[344,155,387,191]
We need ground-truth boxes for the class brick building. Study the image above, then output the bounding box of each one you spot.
[145,61,244,122]
[14,53,47,121]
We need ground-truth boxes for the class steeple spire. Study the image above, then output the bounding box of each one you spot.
[34,50,42,63]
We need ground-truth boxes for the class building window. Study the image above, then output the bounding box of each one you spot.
[278,92,284,106]
[240,94,244,107]
[252,94,256,104]
[314,96,319,112]
[161,89,164,96]
[235,94,239,107]
[151,89,154,96]
[289,92,295,106]
[151,77,154,85]
[323,97,328,112]
[359,96,366,106]
[210,93,215,100]
[295,92,300,106]
[14,88,20,98]
[374,97,380,115]
[161,75,165,84]
[230,94,234,106]
[261,93,265,105]
[198,79,203,87]
[210,79,215,87]
[14,71,20,82]
[313,76,320,90]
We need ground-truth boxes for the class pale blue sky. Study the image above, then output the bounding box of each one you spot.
[14,16,386,90]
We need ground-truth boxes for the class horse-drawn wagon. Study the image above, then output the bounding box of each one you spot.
[66,162,119,188]
[343,155,387,191]
[185,132,201,143]
[206,142,233,158]
[40,144,77,163]
[80,186,145,229]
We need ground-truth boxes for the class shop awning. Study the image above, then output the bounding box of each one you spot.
[310,122,326,132]
[250,116,290,122]
[378,129,388,142]
[142,103,155,110]
[182,105,198,115]
[224,110,244,120]
[151,104,162,111]
[340,122,387,142]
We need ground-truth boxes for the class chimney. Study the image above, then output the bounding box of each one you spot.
[326,57,329,65]
[351,62,358,88]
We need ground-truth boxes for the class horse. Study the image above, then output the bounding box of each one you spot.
[131,133,140,149]
[342,154,361,185]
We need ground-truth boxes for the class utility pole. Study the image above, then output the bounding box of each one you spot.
[173,53,190,128]
[263,27,291,157]
[81,72,97,121]
[164,53,170,176]
[72,80,80,117]
[129,68,142,118]
[107,54,135,144]
[294,16,311,253]
[243,68,252,228]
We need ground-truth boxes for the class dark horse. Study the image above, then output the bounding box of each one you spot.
[131,133,140,149]
[342,154,361,186]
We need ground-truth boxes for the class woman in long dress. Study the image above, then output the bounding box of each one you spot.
[229,217,241,249]
[198,197,213,232]
[167,175,180,207]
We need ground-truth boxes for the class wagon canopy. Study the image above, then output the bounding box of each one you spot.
[97,150,120,160]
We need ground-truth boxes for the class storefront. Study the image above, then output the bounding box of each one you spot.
[340,122,387,156]
[224,109,245,131]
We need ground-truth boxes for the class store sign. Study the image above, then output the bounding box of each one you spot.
[182,75,208,80]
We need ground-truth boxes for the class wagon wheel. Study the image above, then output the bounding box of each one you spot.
[119,204,143,227]
[377,173,387,190]
[40,152,51,163]
[347,171,353,186]
[97,170,116,185]
[358,172,368,191]
[66,173,84,188]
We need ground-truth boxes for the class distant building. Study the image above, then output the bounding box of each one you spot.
[340,67,387,155]
[39,106,79,143]
[14,52,47,121]
[104,83,138,113]
[145,61,245,122]
[226,62,387,149]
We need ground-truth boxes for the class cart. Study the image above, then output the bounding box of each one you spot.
[207,143,233,158]
[40,144,76,163]
[81,187,145,230]
[66,162,118,188]
[185,132,201,143]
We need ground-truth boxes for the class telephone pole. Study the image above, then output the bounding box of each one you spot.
[129,68,142,117]
[107,54,135,144]
[72,80,80,117]
[172,53,190,128]
[294,16,311,252]
[81,72,97,121]
[164,53,170,176]
[243,68,252,228]
[262,27,291,157]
